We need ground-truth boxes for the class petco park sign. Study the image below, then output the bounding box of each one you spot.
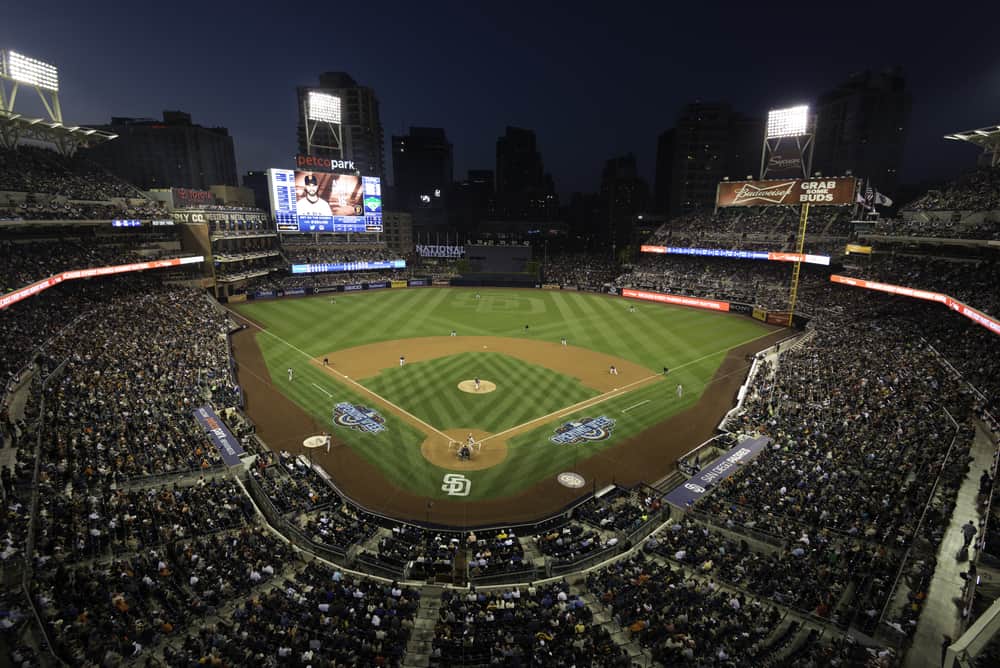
[296,154,356,172]
[716,177,857,207]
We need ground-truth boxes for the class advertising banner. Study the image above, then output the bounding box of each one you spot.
[764,139,806,179]
[622,288,730,312]
[1,256,204,311]
[765,311,791,326]
[366,281,390,289]
[845,244,873,255]
[192,405,245,467]
[716,177,857,207]
[391,280,408,288]
[416,244,465,258]
[284,288,306,296]
[664,436,771,510]
[640,245,830,266]
[172,187,215,208]
[407,278,430,287]
[664,436,770,509]
[291,259,406,274]
[830,275,1000,336]
[228,294,247,303]
[752,307,767,322]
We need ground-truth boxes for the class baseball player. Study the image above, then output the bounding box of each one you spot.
[323,357,329,367]
[609,365,618,376]
[399,355,405,367]
[474,377,481,391]
[676,384,684,399]
[451,330,457,337]
[287,367,294,382]
[561,337,567,346]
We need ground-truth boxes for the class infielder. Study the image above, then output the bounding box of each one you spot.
[561,337,567,346]
[399,355,405,367]
[609,365,618,376]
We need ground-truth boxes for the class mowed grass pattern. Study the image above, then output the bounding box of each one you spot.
[361,352,598,433]
[238,288,777,499]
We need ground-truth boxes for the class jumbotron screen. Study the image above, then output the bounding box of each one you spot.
[268,168,382,233]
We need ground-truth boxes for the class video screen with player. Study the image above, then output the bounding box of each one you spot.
[268,168,382,233]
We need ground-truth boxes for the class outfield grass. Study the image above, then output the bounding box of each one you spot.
[238,288,774,499]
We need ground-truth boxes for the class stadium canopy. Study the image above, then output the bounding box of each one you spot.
[944,125,1000,167]
[0,109,118,155]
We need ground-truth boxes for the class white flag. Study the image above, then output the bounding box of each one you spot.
[874,191,893,207]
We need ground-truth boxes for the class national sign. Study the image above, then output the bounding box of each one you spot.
[332,402,386,433]
[550,416,616,445]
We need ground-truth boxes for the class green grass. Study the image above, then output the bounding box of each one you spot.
[238,288,775,499]
[360,352,597,433]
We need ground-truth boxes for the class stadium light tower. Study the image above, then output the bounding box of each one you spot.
[303,90,343,158]
[760,105,815,179]
[0,50,61,121]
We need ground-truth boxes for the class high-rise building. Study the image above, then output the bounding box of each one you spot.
[814,68,909,193]
[450,169,496,232]
[495,127,557,219]
[601,154,649,250]
[654,102,762,217]
[391,127,453,212]
[81,111,238,190]
[297,72,385,179]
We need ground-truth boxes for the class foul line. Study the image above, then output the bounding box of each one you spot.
[226,306,455,442]
[311,382,333,398]
[623,399,651,413]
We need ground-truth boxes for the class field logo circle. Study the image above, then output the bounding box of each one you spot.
[557,472,586,488]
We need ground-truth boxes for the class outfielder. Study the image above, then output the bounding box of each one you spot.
[287,367,294,382]
[676,384,684,399]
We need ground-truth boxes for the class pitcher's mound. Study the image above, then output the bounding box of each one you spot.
[458,379,497,394]
[421,429,508,471]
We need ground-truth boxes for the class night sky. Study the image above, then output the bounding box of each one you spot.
[3,0,997,197]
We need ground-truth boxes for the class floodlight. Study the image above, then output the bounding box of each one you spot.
[766,105,809,138]
[3,50,59,92]
[307,91,341,123]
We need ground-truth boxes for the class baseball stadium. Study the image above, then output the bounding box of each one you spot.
[1,40,1000,668]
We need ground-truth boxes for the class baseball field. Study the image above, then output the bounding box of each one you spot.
[230,287,785,524]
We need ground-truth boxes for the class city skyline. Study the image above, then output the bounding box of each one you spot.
[2,0,997,198]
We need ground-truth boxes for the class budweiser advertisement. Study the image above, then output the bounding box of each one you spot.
[716,177,857,207]
[830,275,1000,337]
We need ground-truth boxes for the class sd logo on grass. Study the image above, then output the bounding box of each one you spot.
[550,416,616,445]
[332,402,386,434]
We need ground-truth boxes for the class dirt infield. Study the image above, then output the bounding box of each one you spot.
[421,429,506,471]
[319,336,649,393]
[231,315,790,527]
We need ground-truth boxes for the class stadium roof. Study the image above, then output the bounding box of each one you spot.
[0,109,118,154]
[943,125,1000,167]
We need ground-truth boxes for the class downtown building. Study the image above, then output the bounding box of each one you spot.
[296,72,385,180]
[81,111,238,190]
[655,102,761,217]
[391,126,453,235]
[813,68,910,194]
